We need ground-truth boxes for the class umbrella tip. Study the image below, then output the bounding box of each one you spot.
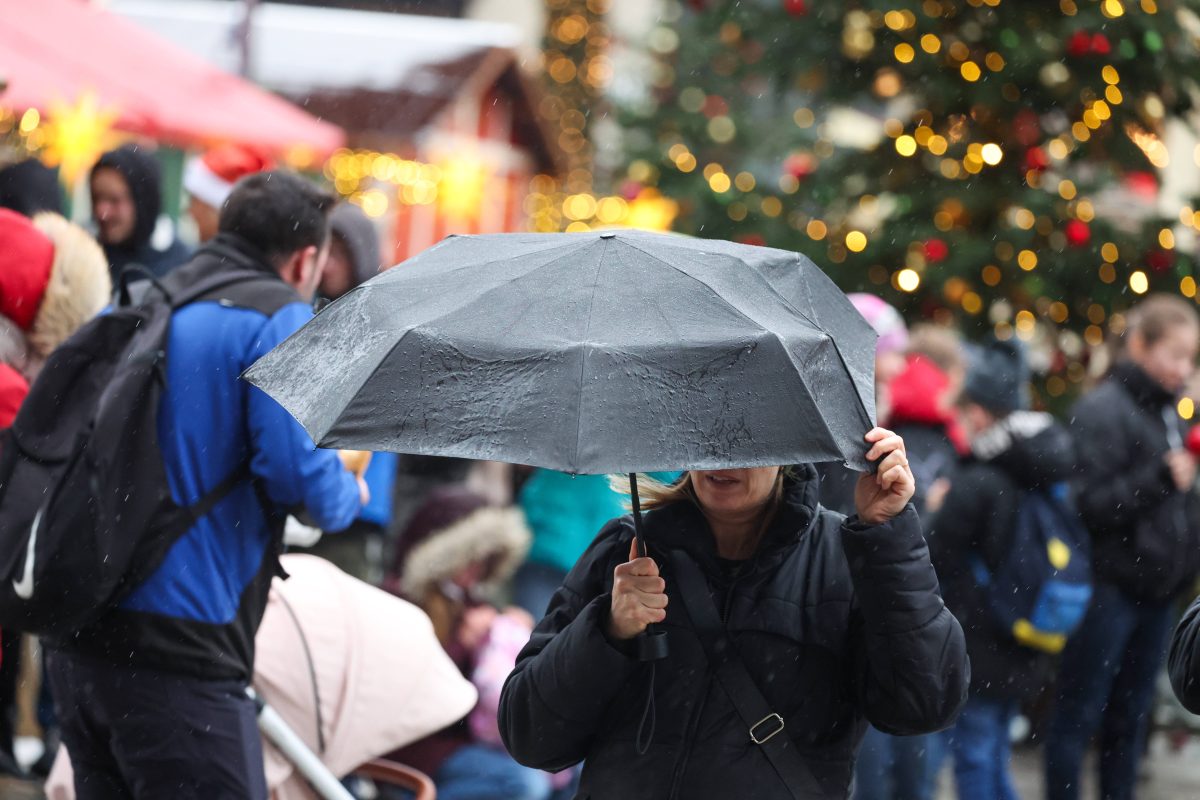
[600,232,616,239]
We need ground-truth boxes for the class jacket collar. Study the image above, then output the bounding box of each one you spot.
[197,233,279,277]
[644,465,820,578]
[1110,361,1175,409]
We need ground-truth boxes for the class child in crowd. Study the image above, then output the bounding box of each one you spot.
[930,339,1077,800]
[853,325,966,800]
[384,486,552,800]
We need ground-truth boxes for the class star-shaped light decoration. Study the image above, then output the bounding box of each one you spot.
[40,91,121,186]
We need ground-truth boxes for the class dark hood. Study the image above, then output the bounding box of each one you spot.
[970,411,1074,489]
[330,202,383,288]
[0,159,63,217]
[92,144,162,252]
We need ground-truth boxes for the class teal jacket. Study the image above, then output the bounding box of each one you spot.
[519,470,679,574]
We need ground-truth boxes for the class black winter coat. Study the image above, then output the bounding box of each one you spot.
[499,467,969,800]
[1169,595,1200,714]
[1071,364,1200,603]
[929,412,1075,702]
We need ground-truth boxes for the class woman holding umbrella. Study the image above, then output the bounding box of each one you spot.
[242,230,969,800]
[498,428,967,799]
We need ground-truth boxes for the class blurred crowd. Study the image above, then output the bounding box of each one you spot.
[0,142,1198,800]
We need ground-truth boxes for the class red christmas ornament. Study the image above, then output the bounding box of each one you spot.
[1024,146,1050,172]
[1147,248,1175,274]
[737,233,767,247]
[784,0,808,16]
[1067,30,1092,58]
[783,152,817,181]
[1090,33,1112,56]
[1065,219,1091,247]
[924,238,949,263]
[620,180,643,201]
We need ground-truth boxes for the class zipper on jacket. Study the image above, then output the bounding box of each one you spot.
[667,671,712,800]
[668,570,743,799]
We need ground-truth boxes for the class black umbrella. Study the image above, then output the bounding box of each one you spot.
[246,230,876,473]
[245,230,877,658]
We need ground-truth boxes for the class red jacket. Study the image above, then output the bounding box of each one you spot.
[887,354,967,454]
[0,363,28,430]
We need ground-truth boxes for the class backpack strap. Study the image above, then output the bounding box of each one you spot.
[668,550,824,800]
[169,270,282,310]
[158,462,253,543]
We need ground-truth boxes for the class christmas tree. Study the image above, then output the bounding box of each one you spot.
[617,0,1200,400]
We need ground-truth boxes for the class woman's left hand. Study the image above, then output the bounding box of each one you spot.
[854,427,916,525]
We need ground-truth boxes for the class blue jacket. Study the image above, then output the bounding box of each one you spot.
[69,237,361,681]
[358,451,398,529]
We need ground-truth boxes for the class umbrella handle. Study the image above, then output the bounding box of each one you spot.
[630,473,670,662]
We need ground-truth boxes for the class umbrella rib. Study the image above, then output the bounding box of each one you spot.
[638,238,824,330]
[618,240,772,335]
[638,237,825,328]
[571,237,612,474]
[763,332,846,464]
[620,240,853,461]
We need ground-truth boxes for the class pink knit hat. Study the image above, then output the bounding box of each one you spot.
[848,293,908,356]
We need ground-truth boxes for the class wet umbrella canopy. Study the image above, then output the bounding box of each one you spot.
[245,230,878,475]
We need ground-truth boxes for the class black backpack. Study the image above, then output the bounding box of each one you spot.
[0,269,268,636]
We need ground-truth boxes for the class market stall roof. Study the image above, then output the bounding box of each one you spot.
[107,0,523,95]
[0,0,345,160]
[110,0,558,172]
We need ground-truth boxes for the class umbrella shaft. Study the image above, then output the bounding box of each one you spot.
[629,472,648,558]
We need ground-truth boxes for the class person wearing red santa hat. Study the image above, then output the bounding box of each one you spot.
[0,207,109,780]
[184,144,274,243]
[0,208,112,416]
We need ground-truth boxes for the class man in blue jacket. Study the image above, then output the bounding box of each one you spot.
[46,172,365,799]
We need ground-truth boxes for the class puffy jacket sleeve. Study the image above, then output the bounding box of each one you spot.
[244,302,362,532]
[1070,392,1172,535]
[1169,595,1200,714]
[843,505,969,735]
[499,519,643,771]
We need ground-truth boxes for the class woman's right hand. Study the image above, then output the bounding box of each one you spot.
[606,538,668,641]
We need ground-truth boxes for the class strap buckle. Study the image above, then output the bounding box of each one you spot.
[749,713,785,745]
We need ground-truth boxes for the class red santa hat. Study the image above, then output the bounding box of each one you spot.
[0,208,111,360]
[184,144,274,209]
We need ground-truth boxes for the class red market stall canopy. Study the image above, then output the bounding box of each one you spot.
[0,0,345,162]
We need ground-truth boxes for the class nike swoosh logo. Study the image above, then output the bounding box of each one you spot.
[12,509,41,600]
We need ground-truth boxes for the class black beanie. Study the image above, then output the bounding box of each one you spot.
[963,338,1030,415]
[91,144,163,250]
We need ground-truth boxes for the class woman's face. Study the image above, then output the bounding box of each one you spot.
[1130,323,1199,395]
[690,467,782,519]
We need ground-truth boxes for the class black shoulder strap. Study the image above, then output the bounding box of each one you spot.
[160,462,253,543]
[669,550,824,800]
[169,270,279,310]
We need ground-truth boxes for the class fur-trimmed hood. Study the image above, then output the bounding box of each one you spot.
[0,210,110,376]
[27,213,111,360]
[397,503,531,602]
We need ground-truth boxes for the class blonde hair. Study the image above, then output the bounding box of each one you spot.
[608,472,697,512]
[609,469,786,514]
